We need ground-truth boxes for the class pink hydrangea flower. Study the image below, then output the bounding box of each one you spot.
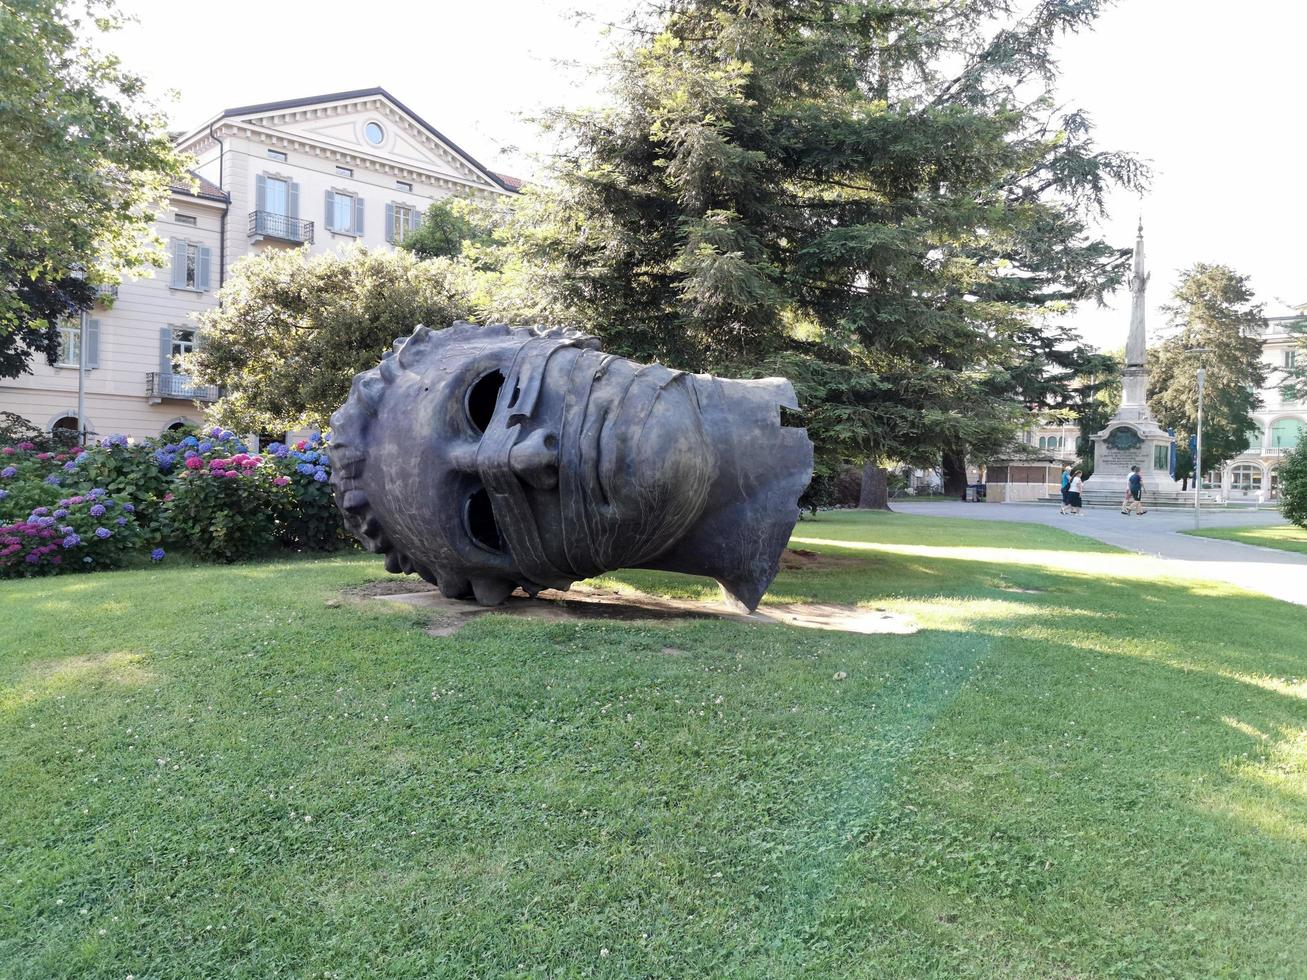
[272,476,290,486]
[223,470,240,479]
[185,456,204,470]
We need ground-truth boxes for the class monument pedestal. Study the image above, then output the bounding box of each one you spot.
[1088,408,1179,493]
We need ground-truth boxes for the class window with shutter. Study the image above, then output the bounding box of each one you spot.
[85,319,100,369]
[197,247,212,291]
[353,196,364,236]
[170,240,188,288]
[385,202,395,244]
[324,190,336,231]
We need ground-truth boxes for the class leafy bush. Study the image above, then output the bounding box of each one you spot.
[163,446,279,562]
[0,488,160,577]
[264,434,349,551]
[72,435,172,531]
[1,441,86,522]
[1281,444,1307,528]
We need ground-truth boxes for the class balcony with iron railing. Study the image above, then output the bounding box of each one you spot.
[248,210,314,245]
[146,372,221,403]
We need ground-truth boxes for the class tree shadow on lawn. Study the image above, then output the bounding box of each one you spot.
[4,549,1307,977]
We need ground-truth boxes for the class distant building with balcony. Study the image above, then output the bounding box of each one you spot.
[1216,313,1305,501]
[0,88,517,441]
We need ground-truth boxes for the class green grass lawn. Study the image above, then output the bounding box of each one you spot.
[1186,521,1307,556]
[4,512,1307,978]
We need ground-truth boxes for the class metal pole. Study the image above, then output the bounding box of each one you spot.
[1195,366,1205,529]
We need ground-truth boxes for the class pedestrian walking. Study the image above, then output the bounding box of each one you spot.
[1067,470,1084,514]
[1059,465,1073,514]
[1122,465,1147,515]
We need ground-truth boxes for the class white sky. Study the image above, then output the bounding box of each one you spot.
[107,0,1305,351]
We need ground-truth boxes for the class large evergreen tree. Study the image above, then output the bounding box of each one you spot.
[491,0,1145,486]
[1148,263,1268,479]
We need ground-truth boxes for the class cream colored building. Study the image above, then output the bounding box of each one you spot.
[1218,312,1305,501]
[0,88,517,441]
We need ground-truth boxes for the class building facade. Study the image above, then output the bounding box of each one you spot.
[0,88,516,441]
[1218,313,1305,501]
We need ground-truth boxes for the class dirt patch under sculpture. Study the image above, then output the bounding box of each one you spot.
[360,578,916,638]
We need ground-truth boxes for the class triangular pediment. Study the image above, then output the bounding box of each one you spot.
[233,92,504,191]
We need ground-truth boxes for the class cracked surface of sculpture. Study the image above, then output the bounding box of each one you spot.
[330,322,813,610]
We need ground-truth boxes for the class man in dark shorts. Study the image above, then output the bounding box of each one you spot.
[1122,465,1147,515]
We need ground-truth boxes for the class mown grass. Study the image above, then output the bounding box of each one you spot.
[1186,521,1307,556]
[3,512,1307,978]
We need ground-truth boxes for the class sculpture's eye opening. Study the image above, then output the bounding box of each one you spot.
[464,486,504,552]
[465,370,505,433]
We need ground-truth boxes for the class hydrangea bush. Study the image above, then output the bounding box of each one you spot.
[264,434,349,551]
[0,488,160,577]
[0,426,349,573]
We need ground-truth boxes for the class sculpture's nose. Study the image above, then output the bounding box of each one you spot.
[509,428,559,490]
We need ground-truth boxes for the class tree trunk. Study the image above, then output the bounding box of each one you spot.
[942,448,968,498]
[858,461,892,510]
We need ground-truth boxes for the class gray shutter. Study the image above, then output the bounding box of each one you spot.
[324,190,335,232]
[411,205,422,232]
[289,181,299,219]
[170,240,187,288]
[384,202,395,244]
[353,196,364,236]
[256,174,267,213]
[197,246,211,290]
[85,318,100,369]
[159,327,173,376]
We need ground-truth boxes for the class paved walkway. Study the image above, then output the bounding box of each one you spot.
[890,501,1307,607]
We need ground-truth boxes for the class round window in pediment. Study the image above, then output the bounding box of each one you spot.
[364,122,384,146]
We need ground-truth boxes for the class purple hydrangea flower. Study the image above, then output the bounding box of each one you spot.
[87,488,106,499]
[198,440,213,452]
[150,547,165,562]
[52,509,68,518]
[89,504,106,517]
[44,474,61,485]
[0,489,8,500]
[0,467,15,478]
[313,469,328,482]
[62,533,80,548]
[115,516,127,526]
[25,552,41,564]
[94,527,111,539]
[31,507,49,516]
[63,460,77,471]
[121,503,134,513]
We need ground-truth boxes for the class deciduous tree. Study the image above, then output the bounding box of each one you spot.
[0,0,185,334]
[1148,263,1268,478]
[190,246,479,434]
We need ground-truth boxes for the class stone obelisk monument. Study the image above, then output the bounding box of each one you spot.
[1088,224,1178,490]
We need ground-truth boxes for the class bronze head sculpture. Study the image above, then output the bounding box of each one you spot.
[330,322,813,611]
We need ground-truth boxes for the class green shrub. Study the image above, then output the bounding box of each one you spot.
[0,488,157,577]
[264,435,350,551]
[164,452,279,562]
[1280,444,1307,528]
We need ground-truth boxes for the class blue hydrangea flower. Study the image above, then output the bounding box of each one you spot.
[62,533,80,548]
[301,451,318,463]
[198,440,213,452]
[89,504,106,517]
[181,436,199,448]
[115,516,127,526]
[87,488,106,499]
[53,509,68,518]
[313,470,328,482]
[0,467,15,478]
[36,516,55,527]
[63,460,77,471]
[0,490,8,500]
[122,503,134,513]
[150,547,165,562]
[296,463,314,476]
[44,474,61,485]
[30,507,49,516]
[94,527,111,539]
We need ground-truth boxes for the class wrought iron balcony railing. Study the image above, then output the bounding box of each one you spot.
[95,284,118,300]
[147,372,220,403]
[248,210,314,244]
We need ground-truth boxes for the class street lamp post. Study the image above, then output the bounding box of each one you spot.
[1195,366,1205,529]
[68,267,87,447]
